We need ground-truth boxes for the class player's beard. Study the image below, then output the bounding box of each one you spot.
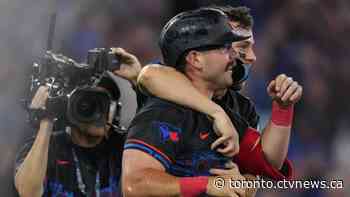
[207,62,234,90]
[220,60,235,88]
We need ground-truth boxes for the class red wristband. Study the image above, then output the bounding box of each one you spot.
[271,101,294,126]
[179,176,208,197]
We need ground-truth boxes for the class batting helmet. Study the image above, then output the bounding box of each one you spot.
[159,8,249,69]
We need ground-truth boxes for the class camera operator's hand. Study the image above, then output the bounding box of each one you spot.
[111,48,142,86]
[30,86,49,110]
[29,86,54,130]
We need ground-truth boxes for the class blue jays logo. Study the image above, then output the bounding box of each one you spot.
[153,121,182,143]
[169,151,230,177]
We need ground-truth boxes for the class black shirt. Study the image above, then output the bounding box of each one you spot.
[214,89,260,139]
[125,97,231,177]
[15,130,125,197]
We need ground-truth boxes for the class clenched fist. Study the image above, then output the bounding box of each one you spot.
[267,74,303,106]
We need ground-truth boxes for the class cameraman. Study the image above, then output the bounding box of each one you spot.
[14,77,125,197]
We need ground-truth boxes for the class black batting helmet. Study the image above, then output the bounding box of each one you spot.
[159,8,249,69]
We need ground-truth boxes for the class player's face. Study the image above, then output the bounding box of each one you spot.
[229,21,256,65]
[199,44,238,89]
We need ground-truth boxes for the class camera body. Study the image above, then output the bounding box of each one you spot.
[87,48,121,73]
[26,48,124,132]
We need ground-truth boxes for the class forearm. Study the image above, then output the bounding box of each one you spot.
[123,149,211,197]
[138,65,223,117]
[123,168,181,197]
[261,101,293,169]
[261,120,291,169]
[15,119,53,197]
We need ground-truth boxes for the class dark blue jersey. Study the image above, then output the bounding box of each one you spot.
[125,97,230,177]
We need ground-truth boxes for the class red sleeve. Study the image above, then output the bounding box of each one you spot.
[233,127,293,180]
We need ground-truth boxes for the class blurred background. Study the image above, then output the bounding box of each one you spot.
[0,0,348,196]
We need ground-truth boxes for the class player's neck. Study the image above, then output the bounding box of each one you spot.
[70,127,103,148]
[214,88,228,99]
[190,77,214,99]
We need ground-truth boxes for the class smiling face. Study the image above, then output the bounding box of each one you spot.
[229,21,256,65]
[211,22,256,97]
[195,44,238,89]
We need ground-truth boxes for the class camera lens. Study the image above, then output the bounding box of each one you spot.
[76,96,100,120]
[67,88,110,125]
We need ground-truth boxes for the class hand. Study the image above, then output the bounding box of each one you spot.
[242,174,258,197]
[30,86,49,110]
[267,74,303,106]
[207,162,246,197]
[111,47,142,85]
[211,110,240,157]
[30,86,54,129]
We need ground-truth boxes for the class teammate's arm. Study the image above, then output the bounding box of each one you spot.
[261,74,302,169]
[138,64,222,116]
[138,64,239,157]
[111,47,142,86]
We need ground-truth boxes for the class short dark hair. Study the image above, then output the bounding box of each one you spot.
[205,5,254,29]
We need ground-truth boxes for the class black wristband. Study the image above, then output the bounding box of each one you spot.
[28,108,54,128]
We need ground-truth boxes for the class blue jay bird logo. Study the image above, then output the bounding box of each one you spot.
[153,121,182,143]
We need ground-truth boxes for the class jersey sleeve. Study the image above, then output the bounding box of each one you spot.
[124,106,185,170]
[234,127,293,180]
